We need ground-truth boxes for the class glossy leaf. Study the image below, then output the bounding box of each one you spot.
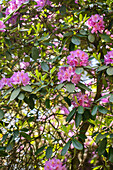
[9,88,20,101]
[46,146,52,159]
[61,141,71,156]
[66,108,76,122]
[0,109,4,120]
[72,138,83,150]
[66,83,75,92]
[91,105,98,116]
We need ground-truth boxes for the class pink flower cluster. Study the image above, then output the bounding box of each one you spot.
[6,0,51,15]
[58,66,81,85]
[44,158,67,170]
[104,50,113,65]
[0,21,6,32]
[72,92,92,107]
[67,50,89,67]
[0,71,30,90]
[58,50,89,85]
[86,14,105,34]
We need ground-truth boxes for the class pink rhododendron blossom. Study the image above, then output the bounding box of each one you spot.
[44,158,67,170]
[0,71,30,89]
[104,50,113,65]
[72,92,92,107]
[86,14,105,34]
[67,50,89,67]
[0,21,5,32]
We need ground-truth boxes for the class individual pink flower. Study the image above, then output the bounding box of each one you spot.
[34,0,51,8]
[72,92,92,107]
[104,50,113,65]
[71,73,81,85]
[20,61,30,69]
[0,21,5,32]
[60,106,69,115]
[8,14,18,25]
[75,0,78,3]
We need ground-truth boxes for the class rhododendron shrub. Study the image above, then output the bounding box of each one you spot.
[0,0,113,169]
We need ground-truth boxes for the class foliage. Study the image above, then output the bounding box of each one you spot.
[0,0,113,169]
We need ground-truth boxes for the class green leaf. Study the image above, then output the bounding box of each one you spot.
[13,130,19,139]
[6,142,14,151]
[97,65,108,72]
[98,106,108,114]
[75,67,84,75]
[96,94,110,102]
[9,88,20,101]
[66,83,75,92]
[92,166,103,170]
[2,88,13,98]
[75,114,82,128]
[1,134,8,142]
[35,145,46,155]
[71,36,81,45]
[88,34,95,43]
[20,132,31,140]
[0,110,4,120]
[21,85,32,92]
[78,106,84,114]
[45,99,50,109]
[106,67,113,75]
[50,66,56,74]
[64,97,71,106]
[41,62,49,71]
[109,94,113,102]
[46,146,52,159]
[91,105,98,116]
[66,108,76,122]
[24,56,30,62]
[96,133,109,143]
[56,83,64,90]
[72,138,83,150]
[62,125,68,133]
[18,93,25,100]
[100,34,111,42]
[69,42,75,51]
[0,151,8,157]
[109,147,113,163]
[98,138,107,155]
[63,32,73,37]
[0,147,5,151]
[61,141,71,156]
[77,82,92,91]
[32,47,39,61]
